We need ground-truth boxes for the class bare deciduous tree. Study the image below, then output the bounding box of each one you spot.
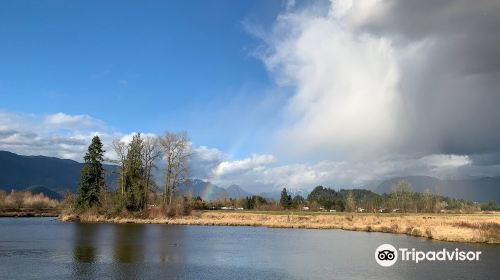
[112,139,128,196]
[345,190,355,212]
[141,136,161,206]
[391,180,413,212]
[159,131,190,206]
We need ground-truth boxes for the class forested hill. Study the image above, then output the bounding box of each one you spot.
[0,150,117,193]
[376,176,500,203]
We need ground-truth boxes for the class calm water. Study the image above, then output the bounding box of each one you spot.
[0,218,498,279]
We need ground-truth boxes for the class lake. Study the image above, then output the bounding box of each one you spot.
[0,218,498,279]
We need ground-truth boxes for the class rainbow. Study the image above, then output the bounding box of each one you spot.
[201,133,248,201]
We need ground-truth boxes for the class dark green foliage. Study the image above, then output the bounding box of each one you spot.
[76,136,105,209]
[280,188,292,209]
[307,186,343,209]
[481,200,499,211]
[124,134,146,211]
[244,196,254,209]
[244,195,268,209]
[335,199,345,211]
[292,195,305,207]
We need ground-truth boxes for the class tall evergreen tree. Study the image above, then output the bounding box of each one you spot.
[76,136,105,209]
[124,134,146,211]
[280,188,292,209]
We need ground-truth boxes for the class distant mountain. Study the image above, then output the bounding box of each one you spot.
[259,191,280,201]
[177,180,257,201]
[376,175,500,203]
[258,188,309,201]
[0,150,117,194]
[177,179,229,201]
[226,184,249,199]
[289,189,310,199]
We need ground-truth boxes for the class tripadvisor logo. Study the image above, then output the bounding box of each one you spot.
[375,244,482,267]
[375,244,398,267]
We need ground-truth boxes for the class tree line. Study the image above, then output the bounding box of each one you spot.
[273,182,482,213]
[196,183,486,213]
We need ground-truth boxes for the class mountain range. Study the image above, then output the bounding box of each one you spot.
[177,179,249,200]
[0,150,117,194]
[0,150,498,202]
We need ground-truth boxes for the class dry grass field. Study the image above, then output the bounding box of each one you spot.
[60,211,500,243]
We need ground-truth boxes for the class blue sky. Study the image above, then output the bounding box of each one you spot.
[0,0,286,158]
[1,0,499,191]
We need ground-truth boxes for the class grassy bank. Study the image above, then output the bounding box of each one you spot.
[60,211,500,243]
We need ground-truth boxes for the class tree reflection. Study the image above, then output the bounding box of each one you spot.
[73,223,99,262]
[113,224,145,263]
[72,223,99,279]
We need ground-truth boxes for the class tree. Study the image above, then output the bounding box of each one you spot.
[280,188,292,209]
[10,190,25,210]
[345,190,355,212]
[159,131,190,206]
[124,134,145,211]
[141,136,161,206]
[244,195,268,210]
[292,195,305,208]
[244,196,255,210]
[422,188,436,213]
[76,136,105,209]
[308,186,343,209]
[391,180,413,212]
[112,139,128,196]
[481,200,499,211]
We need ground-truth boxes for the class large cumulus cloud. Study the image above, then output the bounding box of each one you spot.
[249,0,500,171]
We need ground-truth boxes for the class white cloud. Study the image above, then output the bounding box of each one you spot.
[0,111,117,161]
[254,1,403,159]
[216,154,476,191]
[214,154,277,176]
[46,112,91,125]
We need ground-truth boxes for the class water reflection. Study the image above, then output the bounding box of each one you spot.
[156,225,185,264]
[72,223,99,263]
[113,224,145,263]
[2,218,492,280]
[72,223,100,279]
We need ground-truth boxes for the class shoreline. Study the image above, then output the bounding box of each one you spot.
[59,211,500,244]
[1,209,60,217]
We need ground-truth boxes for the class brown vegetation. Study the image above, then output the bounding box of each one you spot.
[0,190,60,216]
[0,190,59,210]
[59,211,500,243]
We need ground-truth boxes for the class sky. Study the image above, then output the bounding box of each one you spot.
[1,0,500,192]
